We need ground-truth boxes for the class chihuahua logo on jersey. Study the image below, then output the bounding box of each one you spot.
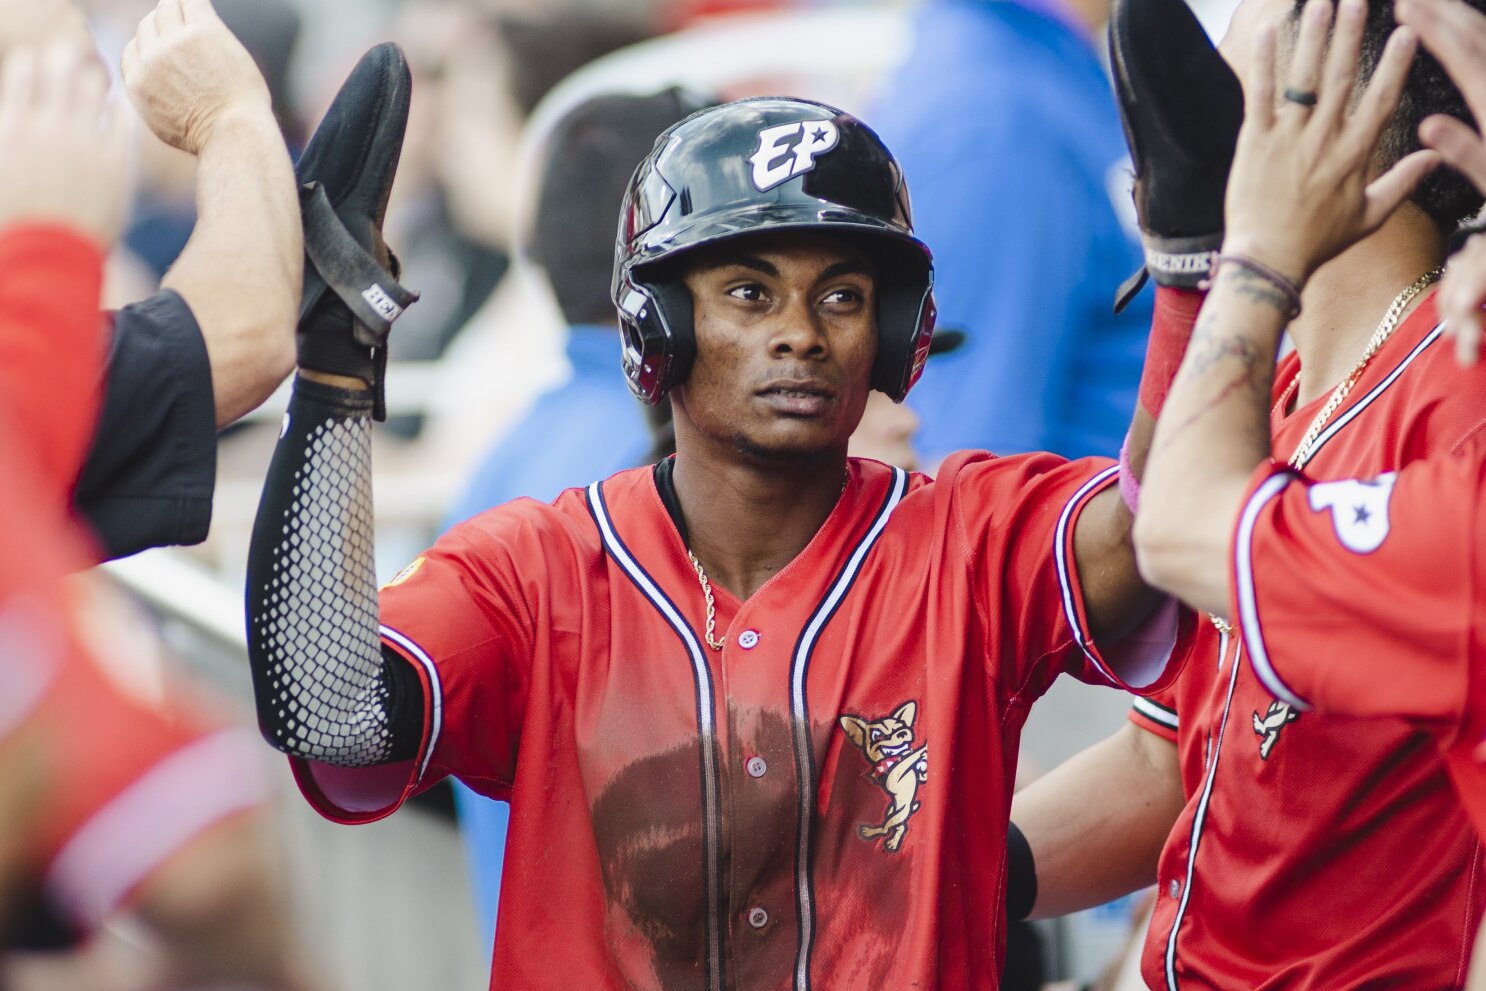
[839,700,928,852]
[1307,473,1397,554]
[750,119,840,192]
[1253,700,1300,760]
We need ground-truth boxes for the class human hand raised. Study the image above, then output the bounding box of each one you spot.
[1437,232,1486,364]
[0,0,92,56]
[1395,0,1486,365]
[121,0,272,157]
[1221,0,1440,288]
[0,44,128,247]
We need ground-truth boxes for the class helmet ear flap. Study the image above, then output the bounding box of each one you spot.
[870,259,937,402]
[616,272,696,405]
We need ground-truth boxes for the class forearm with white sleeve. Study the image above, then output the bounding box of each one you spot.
[245,375,422,766]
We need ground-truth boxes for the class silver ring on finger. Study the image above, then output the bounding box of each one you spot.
[1283,87,1319,107]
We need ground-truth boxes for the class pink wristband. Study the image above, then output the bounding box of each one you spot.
[1118,435,1140,515]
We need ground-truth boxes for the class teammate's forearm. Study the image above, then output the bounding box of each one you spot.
[1012,723,1184,919]
[1069,287,1202,641]
[1136,264,1289,613]
[162,106,300,428]
[245,373,415,766]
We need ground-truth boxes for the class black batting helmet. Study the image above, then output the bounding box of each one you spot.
[611,96,937,406]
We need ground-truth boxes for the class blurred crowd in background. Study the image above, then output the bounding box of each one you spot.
[1,0,1241,987]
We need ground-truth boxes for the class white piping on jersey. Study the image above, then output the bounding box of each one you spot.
[1225,326,1442,709]
[45,729,270,929]
[791,466,908,991]
[1161,322,1442,987]
[1055,465,1121,680]
[1296,323,1443,470]
[1165,631,1242,991]
[586,481,725,991]
[1133,696,1179,731]
[379,625,446,783]
[1232,473,1311,711]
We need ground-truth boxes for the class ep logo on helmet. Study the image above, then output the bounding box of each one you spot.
[750,120,840,192]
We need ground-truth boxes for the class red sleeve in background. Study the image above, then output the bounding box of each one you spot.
[0,223,107,499]
[1138,287,1206,419]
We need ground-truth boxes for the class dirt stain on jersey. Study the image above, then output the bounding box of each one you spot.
[590,741,709,989]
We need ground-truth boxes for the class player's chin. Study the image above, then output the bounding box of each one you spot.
[730,421,848,465]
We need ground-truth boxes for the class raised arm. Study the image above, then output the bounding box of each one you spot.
[0,44,126,490]
[1397,0,1486,365]
[122,0,300,428]
[245,48,420,770]
[1136,0,1439,614]
[1068,0,1243,641]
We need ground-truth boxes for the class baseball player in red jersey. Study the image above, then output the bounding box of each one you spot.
[244,97,1190,989]
[1007,0,1486,986]
[1136,0,1486,984]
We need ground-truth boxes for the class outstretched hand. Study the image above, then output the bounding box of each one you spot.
[1222,0,1440,287]
[0,44,129,247]
[1396,0,1486,365]
[121,0,273,157]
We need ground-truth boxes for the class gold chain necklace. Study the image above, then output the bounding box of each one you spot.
[1211,269,1440,637]
[1280,268,1441,469]
[688,550,727,650]
[687,470,850,651]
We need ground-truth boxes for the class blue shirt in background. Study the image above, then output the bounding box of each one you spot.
[871,0,1152,461]
[442,323,652,955]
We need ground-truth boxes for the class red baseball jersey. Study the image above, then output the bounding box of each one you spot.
[294,452,1184,990]
[0,605,270,936]
[0,224,108,499]
[1231,452,1486,841]
[1129,293,1486,989]
[0,223,105,749]
[0,222,269,939]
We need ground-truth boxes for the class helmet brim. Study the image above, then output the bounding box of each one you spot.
[629,202,932,276]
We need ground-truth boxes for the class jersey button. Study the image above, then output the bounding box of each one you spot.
[748,906,769,929]
[746,756,768,778]
[1168,879,1181,899]
[738,629,761,649]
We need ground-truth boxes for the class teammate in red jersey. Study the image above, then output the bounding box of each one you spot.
[1009,0,1486,985]
[244,97,1189,989]
[1135,0,1486,985]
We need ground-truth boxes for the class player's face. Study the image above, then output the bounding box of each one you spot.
[675,231,878,463]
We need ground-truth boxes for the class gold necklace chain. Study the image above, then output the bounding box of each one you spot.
[1282,268,1441,469]
[688,550,727,650]
[1211,268,1440,637]
[687,470,850,651]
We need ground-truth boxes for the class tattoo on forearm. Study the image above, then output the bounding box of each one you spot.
[1227,265,1296,315]
[1155,306,1275,450]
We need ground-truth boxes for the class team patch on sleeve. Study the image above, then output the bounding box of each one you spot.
[1306,474,1396,554]
[382,557,426,589]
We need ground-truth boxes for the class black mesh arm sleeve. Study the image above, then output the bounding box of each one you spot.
[245,375,421,765]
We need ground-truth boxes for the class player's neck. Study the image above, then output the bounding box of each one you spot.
[671,438,850,602]
[1286,205,1445,410]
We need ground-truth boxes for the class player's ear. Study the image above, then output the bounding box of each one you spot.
[839,715,867,748]
[893,701,917,728]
